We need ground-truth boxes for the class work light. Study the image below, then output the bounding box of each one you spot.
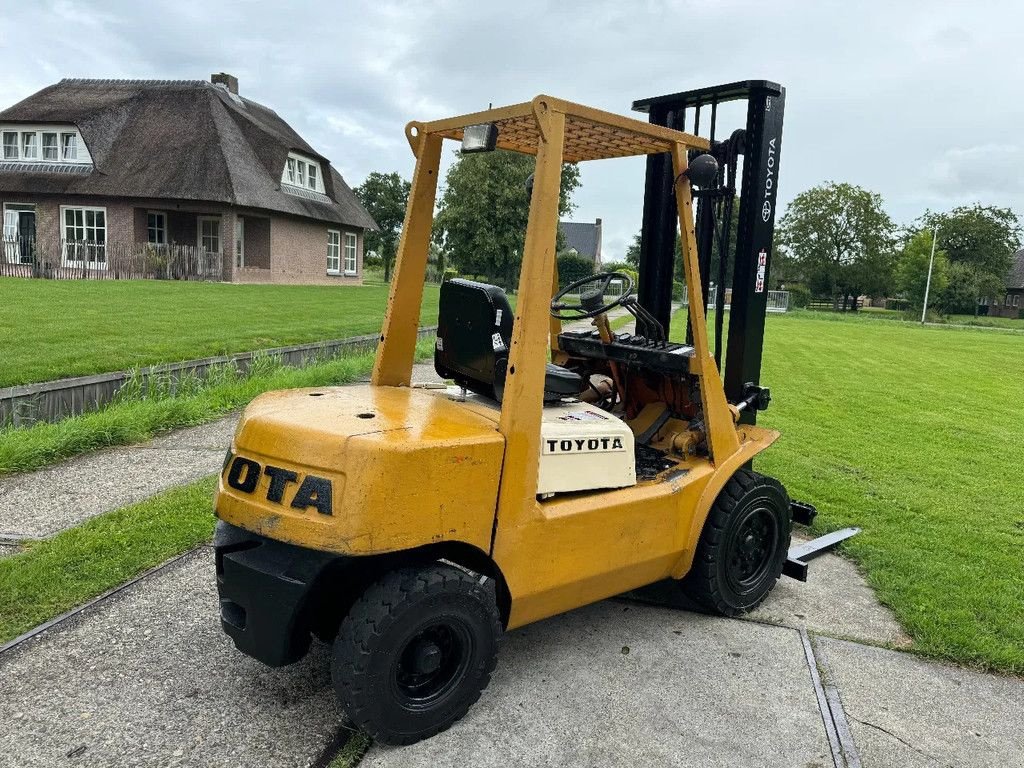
[461,123,498,153]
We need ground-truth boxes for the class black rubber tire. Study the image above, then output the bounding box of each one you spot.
[331,564,501,746]
[681,469,791,616]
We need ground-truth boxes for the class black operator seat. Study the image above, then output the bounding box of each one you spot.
[435,279,584,403]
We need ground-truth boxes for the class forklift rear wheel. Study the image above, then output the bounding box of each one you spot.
[331,563,501,745]
[682,469,791,616]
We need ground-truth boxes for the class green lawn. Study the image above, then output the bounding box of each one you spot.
[673,310,1024,673]
[0,278,441,387]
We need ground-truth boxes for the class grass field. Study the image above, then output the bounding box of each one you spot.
[0,278,441,387]
[674,309,1024,673]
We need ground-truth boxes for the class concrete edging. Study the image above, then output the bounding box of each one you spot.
[0,326,438,428]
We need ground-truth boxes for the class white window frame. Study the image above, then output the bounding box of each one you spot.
[198,216,222,255]
[235,218,245,268]
[147,211,167,245]
[1013,294,1020,308]
[61,205,107,269]
[327,230,341,274]
[282,151,325,193]
[343,232,357,275]
[41,132,59,161]
[61,132,78,161]
[2,131,17,160]
[21,132,38,160]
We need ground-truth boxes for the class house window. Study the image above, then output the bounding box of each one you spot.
[327,230,341,274]
[21,132,38,160]
[62,206,107,267]
[61,132,78,161]
[2,132,16,159]
[147,212,167,245]
[282,152,324,192]
[1006,294,1012,307]
[235,218,245,268]
[1014,295,1020,308]
[42,132,58,161]
[198,216,221,255]
[344,232,357,274]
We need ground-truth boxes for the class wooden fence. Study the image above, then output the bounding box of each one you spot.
[0,238,223,281]
[0,327,439,428]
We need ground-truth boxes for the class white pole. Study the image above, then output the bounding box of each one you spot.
[921,225,938,324]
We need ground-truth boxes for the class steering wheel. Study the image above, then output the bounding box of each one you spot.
[550,271,635,320]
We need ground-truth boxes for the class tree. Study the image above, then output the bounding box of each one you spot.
[353,172,411,282]
[433,150,580,290]
[556,252,594,288]
[919,204,1021,316]
[897,229,949,313]
[777,182,896,309]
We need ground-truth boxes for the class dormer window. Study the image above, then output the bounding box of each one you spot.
[62,132,77,160]
[21,132,38,159]
[282,151,324,193]
[0,125,89,164]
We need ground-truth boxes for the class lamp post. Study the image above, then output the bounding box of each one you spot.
[921,225,938,324]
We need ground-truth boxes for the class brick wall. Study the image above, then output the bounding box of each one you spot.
[261,214,363,286]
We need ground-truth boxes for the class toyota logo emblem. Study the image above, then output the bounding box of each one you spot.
[761,200,772,222]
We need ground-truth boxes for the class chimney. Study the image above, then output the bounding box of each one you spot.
[211,73,239,95]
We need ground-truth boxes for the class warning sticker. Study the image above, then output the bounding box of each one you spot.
[755,249,767,293]
[491,332,506,351]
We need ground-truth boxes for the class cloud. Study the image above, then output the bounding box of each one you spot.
[1,0,1023,255]
[928,144,1024,196]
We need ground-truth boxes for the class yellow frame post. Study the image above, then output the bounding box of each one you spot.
[372,130,443,387]
[495,101,567,515]
[671,142,740,465]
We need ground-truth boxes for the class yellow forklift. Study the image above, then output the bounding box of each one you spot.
[214,86,848,745]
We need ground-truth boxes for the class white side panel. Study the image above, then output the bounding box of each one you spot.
[537,401,635,495]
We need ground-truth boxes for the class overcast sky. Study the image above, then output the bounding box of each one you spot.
[3,0,1022,258]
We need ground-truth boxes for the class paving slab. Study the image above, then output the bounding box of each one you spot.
[0,440,228,539]
[817,637,1024,768]
[364,601,832,768]
[0,549,340,768]
[0,543,20,558]
[746,533,911,647]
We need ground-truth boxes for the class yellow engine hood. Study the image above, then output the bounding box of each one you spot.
[216,384,504,555]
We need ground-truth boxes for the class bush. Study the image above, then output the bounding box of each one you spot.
[363,252,384,269]
[787,283,811,308]
[672,281,685,301]
[601,260,633,273]
[442,267,459,282]
[557,252,595,288]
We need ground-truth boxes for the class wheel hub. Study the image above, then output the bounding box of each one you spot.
[413,641,442,674]
[725,504,779,593]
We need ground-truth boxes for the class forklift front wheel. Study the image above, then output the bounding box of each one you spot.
[682,469,791,616]
[331,563,501,745]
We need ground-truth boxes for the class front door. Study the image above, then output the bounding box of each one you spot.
[3,204,35,264]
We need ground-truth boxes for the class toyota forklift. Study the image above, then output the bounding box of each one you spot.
[214,83,851,745]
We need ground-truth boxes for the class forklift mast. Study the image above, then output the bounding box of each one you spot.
[632,81,785,424]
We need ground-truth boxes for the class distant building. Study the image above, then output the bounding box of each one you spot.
[558,218,602,266]
[982,248,1023,319]
[0,73,376,284]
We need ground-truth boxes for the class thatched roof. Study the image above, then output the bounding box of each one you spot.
[0,78,377,230]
